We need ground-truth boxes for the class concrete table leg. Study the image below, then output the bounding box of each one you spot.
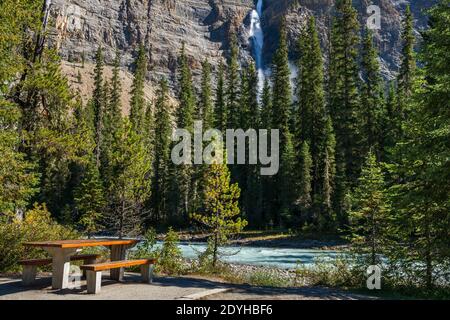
[22,265,37,286]
[141,264,154,283]
[45,248,81,290]
[109,244,128,281]
[86,270,102,294]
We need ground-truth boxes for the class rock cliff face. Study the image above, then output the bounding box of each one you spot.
[50,0,435,92]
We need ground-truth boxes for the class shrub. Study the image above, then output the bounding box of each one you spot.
[0,203,79,273]
[158,228,185,275]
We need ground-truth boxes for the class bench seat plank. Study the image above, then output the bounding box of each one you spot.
[80,259,156,272]
[19,254,100,266]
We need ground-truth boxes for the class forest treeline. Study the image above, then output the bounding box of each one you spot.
[0,0,449,289]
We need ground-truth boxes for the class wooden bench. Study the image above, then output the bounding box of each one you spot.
[19,254,100,285]
[80,259,156,294]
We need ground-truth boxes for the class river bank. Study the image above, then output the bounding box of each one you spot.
[174,230,348,250]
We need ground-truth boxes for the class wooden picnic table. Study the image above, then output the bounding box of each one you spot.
[24,239,139,290]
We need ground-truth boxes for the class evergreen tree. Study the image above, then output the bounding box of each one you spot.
[361,29,384,159]
[260,79,273,224]
[215,61,227,132]
[348,151,389,266]
[320,117,337,229]
[191,157,247,268]
[200,59,214,129]
[0,102,39,214]
[130,44,147,134]
[382,82,398,159]
[226,33,240,129]
[169,43,196,223]
[74,161,105,237]
[104,118,151,238]
[296,17,328,210]
[93,47,105,168]
[239,62,261,226]
[295,142,312,226]
[151,79,172,224]
[328,0,362,225]
[397,5,416,118]
[391,1,450,289]
[271,20,295,224]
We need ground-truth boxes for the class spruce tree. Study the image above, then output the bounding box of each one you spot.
[151,79,172,224]
[397,5,416,117]
[391,1,450,289]
[74,161,105,237]
[361,29,384,159]
[130,44,147,134]
[295,142,312,226]
[215,61,227,132]
[348,151,389,266]
[296,16,328,210]
[105,118,151,238]
[93,47,105,168]
[200,59,214,129]
[226,33,240,130]
[191,157,247,268]
[271,19,295,224]
[169,43,196,222]
[328,0,362,225]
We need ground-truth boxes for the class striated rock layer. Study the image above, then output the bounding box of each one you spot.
[50,0,435,94]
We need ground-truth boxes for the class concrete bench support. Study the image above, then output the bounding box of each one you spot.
[141,264,154,283]
[86,270,102,294]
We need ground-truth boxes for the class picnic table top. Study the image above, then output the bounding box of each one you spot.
[23,239,139,249]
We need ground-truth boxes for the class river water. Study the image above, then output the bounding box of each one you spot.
[168,242,339,270]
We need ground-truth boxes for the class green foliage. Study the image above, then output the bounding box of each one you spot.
[0,102,39,214]
[0,204,78,272]
[347,151,390,266]
[191,160,247,267]
[328,0,362,225]
[151,79,172,223]
[388,0,450,289]
[158,227,185,275]
[74,162,105,236]
[130,44,147,134]
[103,118,151,237]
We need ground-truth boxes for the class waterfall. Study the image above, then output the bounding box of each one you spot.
[249,0,265,95]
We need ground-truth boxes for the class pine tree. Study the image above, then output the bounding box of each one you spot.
[328,0,362,225]
[200,59,214,129]
[151,79,172,224]
[102,51,123,184]
[382,82,398,159]
[226,33,240,130]
[260,79,273,224]
[215,61,227,132]
[239,62,261,226]
[320,116,337,229]
[348,151,389,266]
[361,28,384,159]
[391,1,450,289]
[104,118,151,238]
[74,161,105,237]
[0,102,39,214]
[170,43,197,221]
[397,5,416,117]
[130,44,147,134]
[295,142,312,225]
[296,16,328,210]
[191,157,247,268]
[271,19,295,224]
[93,47,105,168]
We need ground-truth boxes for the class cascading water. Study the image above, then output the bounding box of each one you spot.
[249,0,265,95]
